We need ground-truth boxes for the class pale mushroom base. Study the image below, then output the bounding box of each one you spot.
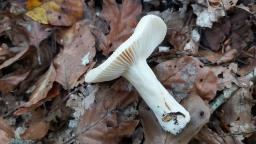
[123,60,190,135]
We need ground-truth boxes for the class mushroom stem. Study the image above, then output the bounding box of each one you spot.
[123,60,190,134]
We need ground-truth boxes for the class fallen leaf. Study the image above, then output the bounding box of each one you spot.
[239,49,256,76]
[0,70,30,94]
[196,126,237,144]
[211,63,239,90]
[54,20,96,89]
[15,64,56,115]
[77,79,139,144]
[0,47,29,70]
[221,85,255,142]
[140,95,210,144]
[21,121,49,140]
[0,130,11,144]
[0,118,13,144]
[0,45,14,64]
[201,8,253,58]
[154,56,218,101]
[21,110,49,140]
[198,50,223,63]
[26,0,84,26]
[0,118,14,138]
[217,49,238,64]
[21,20,51,48]
[0,16,11,34]
[201,18,231,51]
[161,9,193,52]
[99,0,142,55]
[15,83,61,115]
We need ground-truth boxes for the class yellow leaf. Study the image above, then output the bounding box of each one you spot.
[26,1,60,24]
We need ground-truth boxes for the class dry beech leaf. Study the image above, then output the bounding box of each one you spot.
[15,64,56,115]
[15,83,61,115]
[0,16,11,34]
[217,49,238,64]
[0,117,14,143]
[26,0,84,26]
[99,0,141,55]
[140,95,210,144]
[21,121,49,140]
[0,46,14,64]
[0,130,11,144]
[0,70,30,94]
[0,118,14,138]
[240,59,256,76]
[54,20,96,89]
[154,56,218,101]
[221,86,255,142]
[198,50,223,63]
[0,47,29,70]
[77,79,139,144]
[21,110,49,140]
[23,21,51,48]
[211,63,239,90]
[196,126,236,144]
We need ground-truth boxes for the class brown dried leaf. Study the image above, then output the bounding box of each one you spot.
[21,110,49,140]
[0,130,11,144]
[221,85,254,138]
[15,64,56,115]
[77,79,139,144]
[0,47,29,70]
[99,0,142,55]
[198,50,222,63]
[0,118,13,144]
[154,56,218,101]
[217,49,238,64]
[23,21,51,48]
[21,121,49,140]
[0,46,14,64]
[54,20,96,89]
[196,126,237,144]
[211,63,239,90]
[141,95,210,144]
[201,19,231,51]
[0,16,11,34]
[239,49,256,76]
[0,118,14,138]
[0,70,30,94]
[201,8,253,54]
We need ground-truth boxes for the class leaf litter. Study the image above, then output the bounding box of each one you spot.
[0,0,255,144]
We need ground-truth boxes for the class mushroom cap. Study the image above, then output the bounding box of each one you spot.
[85,15,167,83]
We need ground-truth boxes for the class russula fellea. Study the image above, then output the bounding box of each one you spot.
[85,15,190,134]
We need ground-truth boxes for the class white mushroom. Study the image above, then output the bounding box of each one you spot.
[85,15,190,135]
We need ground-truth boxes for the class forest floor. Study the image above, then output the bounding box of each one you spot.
[0,0,255,144]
